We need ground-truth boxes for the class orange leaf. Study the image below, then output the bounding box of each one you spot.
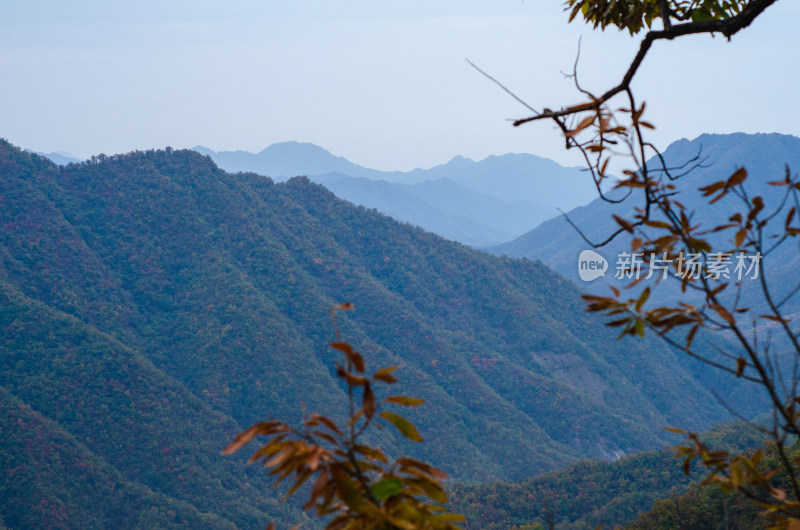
[735,229,746,248]
[565,114,595,138]
[613,215,634,233]
[310,414,343,437]
[221,422,281,455]
[363,384,375,419]
[710,304,736,326]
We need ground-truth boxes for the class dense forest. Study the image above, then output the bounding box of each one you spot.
[0,140,770,526]
[450,421,768,528]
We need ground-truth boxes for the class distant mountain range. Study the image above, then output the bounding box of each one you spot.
[32,142,598,247]
[190,143,598,246]
[24,149,83,165]
[489,133,800,316]
[0,140,764,527]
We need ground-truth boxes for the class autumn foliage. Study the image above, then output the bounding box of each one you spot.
[223,303,464,529]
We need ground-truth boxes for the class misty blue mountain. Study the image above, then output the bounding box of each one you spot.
[490,133,800,313]
[193,143,597,246]
[24,149,83,166]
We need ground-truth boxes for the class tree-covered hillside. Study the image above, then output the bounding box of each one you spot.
[450,421,766,529]
[0,140,767,526]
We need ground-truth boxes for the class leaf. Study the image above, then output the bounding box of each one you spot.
[373,366,399,384]
[600,157,610,175]
[710,304,736,326]
[386,395,425,407]
[687,238,711,253]
[336,365,368,386]
[634,318,645,337]
[284,468,314,498]
[330,342,365,372]
[699,180,726,196]
[786,518,800,530]
[407,477,448,503]
[664,426,686,434]
[433,513,466,523]
[221,422,281,455]
[307,446,325,471]
[727,167,748,187]
[771,487,788,502]
[397,457,448,480]
[566,114,595,138]
[382,514,418,530]
[635,287,650,312]
[349,352,365,373]
[330,341,353,355]
[760,314,791,323]
[309,414,343,437]
[643,220,671,229]
[379,411,423,442]
[370,478,404,500]
[686,324,701,350]
[331,468,361,509]
[736,357,746,377]
[363,384,375,419]
[735,229,746,248]
[354,444,388,463]
[613,214,634,233]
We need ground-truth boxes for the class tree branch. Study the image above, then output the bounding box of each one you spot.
[513,0,779,126]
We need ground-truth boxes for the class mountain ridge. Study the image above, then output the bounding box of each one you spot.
[490,133,800,280]
[0,139,768,526]
[190,142,596,246]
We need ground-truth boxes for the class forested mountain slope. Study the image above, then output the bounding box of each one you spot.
[0,140,766,526]
[449,421,766,529]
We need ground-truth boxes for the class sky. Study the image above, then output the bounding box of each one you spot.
[1,0,797,171]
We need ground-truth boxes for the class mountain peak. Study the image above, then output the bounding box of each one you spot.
[191,145,216,156]
[257,141,335,157]
[443,154,475,167]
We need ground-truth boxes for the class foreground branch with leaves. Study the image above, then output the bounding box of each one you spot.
[501,0,800,527]
[222,303,464,529]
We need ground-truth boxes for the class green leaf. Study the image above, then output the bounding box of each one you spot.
[635,287,650,312]
[385,395,424,407]
[634,318,645,337]
[370,478,404,500]
[433,513,466,523]
[379,411,423,442]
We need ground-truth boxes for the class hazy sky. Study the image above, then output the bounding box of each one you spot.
[2,1,796,170]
